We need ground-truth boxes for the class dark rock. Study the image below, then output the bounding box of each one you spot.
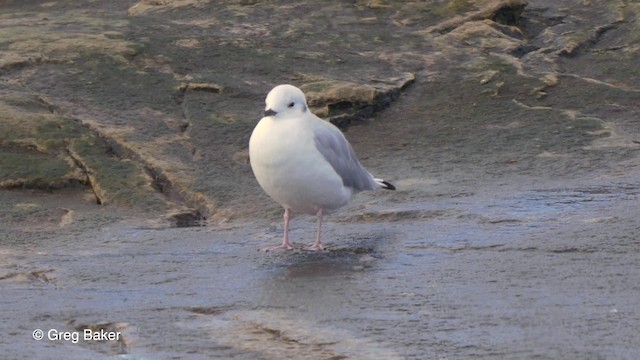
[300,74,415,128]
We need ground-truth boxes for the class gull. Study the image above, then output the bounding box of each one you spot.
[249,84,395,251]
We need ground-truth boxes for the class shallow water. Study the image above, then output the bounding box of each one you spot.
[2,172,639,359]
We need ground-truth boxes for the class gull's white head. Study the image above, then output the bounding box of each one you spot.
[263,84,308,118]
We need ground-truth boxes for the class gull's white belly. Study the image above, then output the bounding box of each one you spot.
[249,118,352,215]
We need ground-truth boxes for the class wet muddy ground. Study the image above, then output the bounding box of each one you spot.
[2,159,639,359]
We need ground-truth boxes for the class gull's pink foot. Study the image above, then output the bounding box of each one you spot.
[262,208,295,252]
[303,209,325,251]
[261,243,294,252]
[304,243,325,251]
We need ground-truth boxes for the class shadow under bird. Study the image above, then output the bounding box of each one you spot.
[249,84,395,252]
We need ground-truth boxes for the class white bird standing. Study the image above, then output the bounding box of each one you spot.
[249,84,395,251]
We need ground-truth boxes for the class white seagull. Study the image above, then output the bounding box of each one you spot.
[249,84,395,251]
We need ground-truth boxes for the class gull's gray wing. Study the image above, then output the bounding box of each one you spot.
[313,127,379,192]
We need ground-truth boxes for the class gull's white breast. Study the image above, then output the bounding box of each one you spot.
[249,116,352,215]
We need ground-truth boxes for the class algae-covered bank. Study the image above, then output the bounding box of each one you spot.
[2,1,640,359]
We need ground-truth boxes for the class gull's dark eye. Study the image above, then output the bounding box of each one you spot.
[288,102,295,108]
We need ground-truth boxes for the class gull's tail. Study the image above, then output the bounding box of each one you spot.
[374,178,396,191]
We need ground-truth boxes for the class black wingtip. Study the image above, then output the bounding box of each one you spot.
[381,180,396,191]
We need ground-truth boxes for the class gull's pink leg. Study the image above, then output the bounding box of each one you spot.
[262,208,295,252]
[305,208,325,251]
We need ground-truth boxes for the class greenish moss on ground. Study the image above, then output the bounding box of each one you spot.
[0,151,78,189]
[0,94,170,211]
